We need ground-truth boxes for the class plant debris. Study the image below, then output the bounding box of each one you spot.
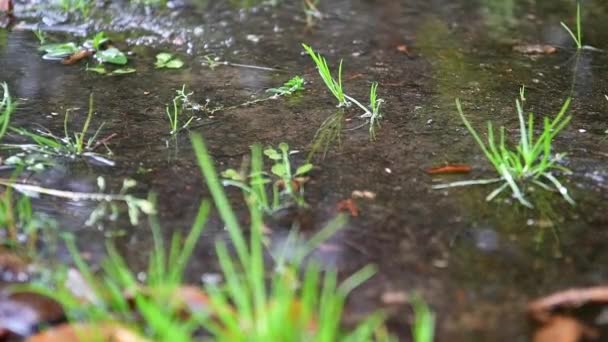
[513,44,557,55]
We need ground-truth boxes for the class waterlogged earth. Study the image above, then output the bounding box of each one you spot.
[1,0,608,340]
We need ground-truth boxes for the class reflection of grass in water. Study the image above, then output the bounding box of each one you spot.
[308,110,344,160]
[452,184,565,258]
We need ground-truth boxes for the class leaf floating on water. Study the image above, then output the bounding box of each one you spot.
[39,43,79,60]
[155,52,184,69]
[95,47,127,65]
[426,164,472,175]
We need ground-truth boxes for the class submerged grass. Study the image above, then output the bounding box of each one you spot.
[434,88,574,208]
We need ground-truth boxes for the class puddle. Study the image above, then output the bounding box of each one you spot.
[1,0,608,340]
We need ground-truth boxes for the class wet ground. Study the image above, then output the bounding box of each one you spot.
[2,0,608,340]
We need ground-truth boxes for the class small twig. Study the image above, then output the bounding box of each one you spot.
[91,132,117,151]
[0,178,131,202]
[223,61,280,72]
[431,178,503,189]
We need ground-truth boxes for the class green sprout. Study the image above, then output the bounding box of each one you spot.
[266,75,305,96]
[561,0,582,50]
[166,85,195,135]
[221,142,312,212]
[90,32,109,50]
[368,82,384,140]
[434,87,574,208]
[33,28,47,45]
[302,44,385,139]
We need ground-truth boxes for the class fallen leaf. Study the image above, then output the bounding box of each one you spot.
[426,164,472,175]
[26,323,149,342]
[61,50,93,65]
[337,199,359,217]
[513,44,557,55]
[396,44,409,54]
[170,285,211,314]
[351,190,376,200]
[533,315,597,342]
[528,286,608,322]
[0,291,65,337]
[381,291,408,305]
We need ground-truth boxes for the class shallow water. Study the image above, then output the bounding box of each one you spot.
[1,0,608,340]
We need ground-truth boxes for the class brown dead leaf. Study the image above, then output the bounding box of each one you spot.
[528,286,608,322]
[26,323,149,342]
[170,285,211,314]
[513,44,557,55]
[337,199,359,217]
[381,291,408,305]
[426,164,472,175]
[533,315,598,342]
[0,291,65,337]
[62,50,93,65]
[396,44,409,54]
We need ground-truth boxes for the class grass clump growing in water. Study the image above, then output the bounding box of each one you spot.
[4,94,114,167]
[434,87,574,208]
[302,44,346,107]
[302,44,385,140]
[561,0,582,50]
[221,142,313,213]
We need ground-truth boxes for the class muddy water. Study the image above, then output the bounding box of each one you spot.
[2,0,608,340]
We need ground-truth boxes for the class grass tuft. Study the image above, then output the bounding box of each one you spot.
[434,87,574,208]
[560,0,582,50]
[302,44,347,107]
